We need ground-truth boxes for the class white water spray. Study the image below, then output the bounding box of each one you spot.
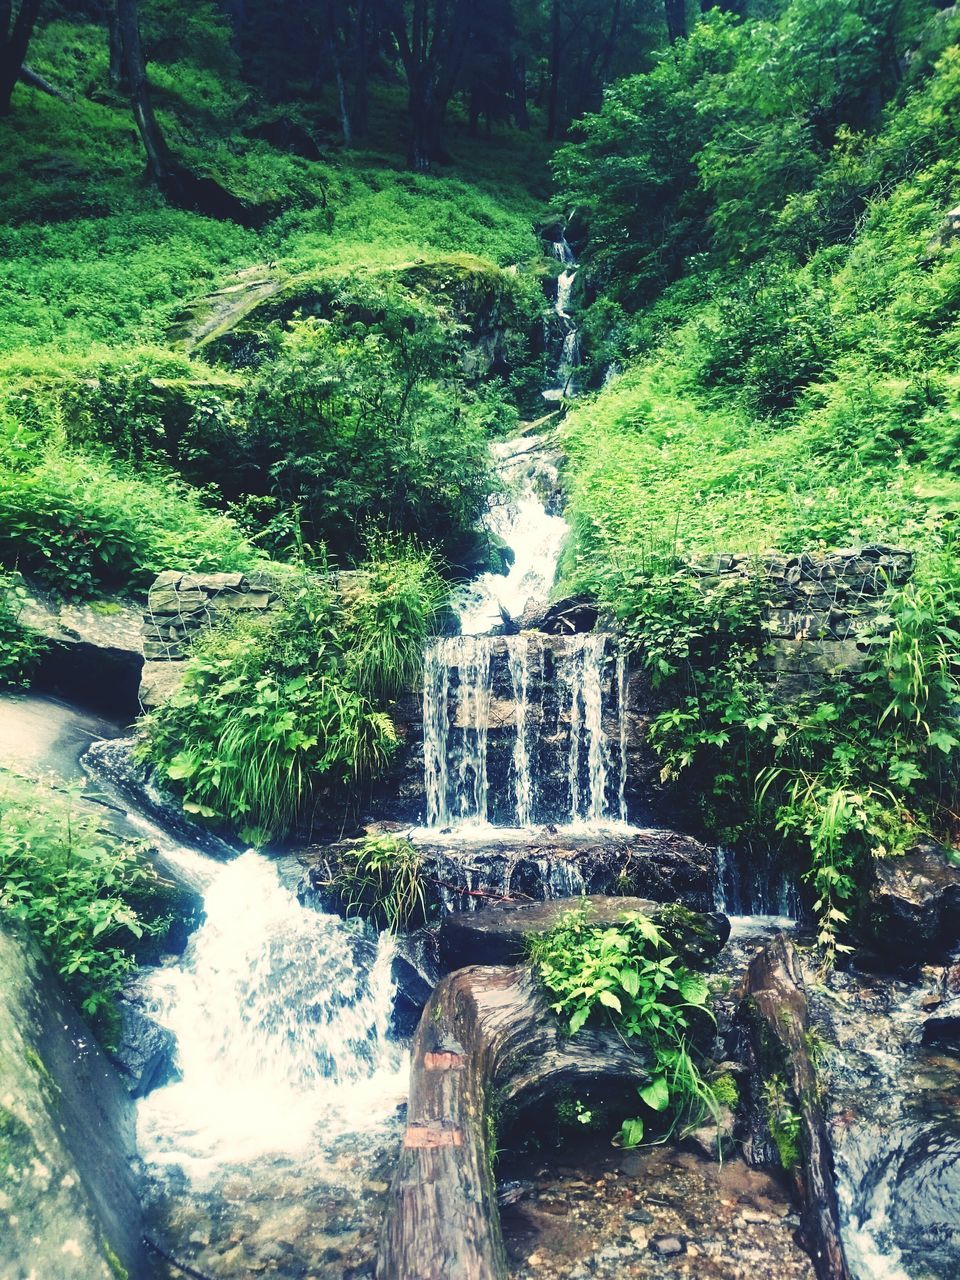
[137,849,404,1173]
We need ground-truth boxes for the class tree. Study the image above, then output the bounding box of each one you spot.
[115,0,175,186]
[0,0,43,114]
[664,0,686,43]
[384,0,471,169]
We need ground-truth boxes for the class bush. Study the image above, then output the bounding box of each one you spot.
[0,450,257,596]
[528,906,720,1148]
[329,834,430,933]
[139,546,446,842]
[0,772,172,1032]
[0,574,48,687]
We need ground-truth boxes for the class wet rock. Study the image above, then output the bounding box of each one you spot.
[111,981,179,1098]
[922,993,960,1052]
[440,895,730,972]
[516,595,600,635]
[390,929,440,1038]
[653,1235,684,1255]
[861,842,960,962]
[684,1105,736,1162]
[301,826,720,920]
[0,920,147,1279]
[20,587,144,716]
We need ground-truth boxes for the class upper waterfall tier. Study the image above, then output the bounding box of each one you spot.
[455,434,568,636]
[423,632,627,831]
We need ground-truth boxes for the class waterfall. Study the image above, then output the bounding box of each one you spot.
[507,635,533,826]
[136,849,404,1170]
[422,632,628,831]
[456,436,568,635]
[544,235,582,403]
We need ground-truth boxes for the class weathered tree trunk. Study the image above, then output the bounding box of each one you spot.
[116,0,176,186]
[546,0,561,139]
[327,0,352,148]
[353,0,368,139]
[512,54,528,130]
[0,0,42,114]
[377,965,650,1280]
[107,2,126,90]
[664,0,687,43]
[17,63,70,101]
[739,936,852,1280]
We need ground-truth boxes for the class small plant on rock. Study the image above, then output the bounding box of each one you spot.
[332,833,430,933]
[527,906,721,1148]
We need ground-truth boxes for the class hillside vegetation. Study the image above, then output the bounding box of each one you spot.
[0,0,958,983]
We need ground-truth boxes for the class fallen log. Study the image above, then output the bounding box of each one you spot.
[377,964,651,1280]
[739,934,852,1280]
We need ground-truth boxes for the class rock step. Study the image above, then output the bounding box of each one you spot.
[440,895,730,972]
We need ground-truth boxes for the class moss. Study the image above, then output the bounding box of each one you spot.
[101,1238,129,1280]
[0,1104,36,1178]
[762,1075,803,1172]
[711,1073,739,1108]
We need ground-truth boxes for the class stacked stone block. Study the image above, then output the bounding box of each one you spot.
[688,544,913,696]
[142,571,280,661]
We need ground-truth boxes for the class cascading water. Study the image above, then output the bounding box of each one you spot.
[422,631,628,831]
[544,235,582,403]
[137,847,404,1171]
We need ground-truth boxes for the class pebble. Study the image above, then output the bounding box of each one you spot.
[741,1208,773,1224]
[653,1236,684,1256]
[629,1227,649,1248]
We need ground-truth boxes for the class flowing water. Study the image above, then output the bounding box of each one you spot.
[422,632,628,830]
[543,236,582,403]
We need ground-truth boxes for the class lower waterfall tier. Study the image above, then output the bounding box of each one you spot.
[423,632,627,829]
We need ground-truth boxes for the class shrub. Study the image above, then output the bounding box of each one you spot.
[528,907,719,1148]
[0,573,48,687]
[0,772,172,1032]
[329,834,430,933]
[139,547,445,842]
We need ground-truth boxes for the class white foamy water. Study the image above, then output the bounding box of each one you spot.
[137,849,405,1175]
[456,435,568,636]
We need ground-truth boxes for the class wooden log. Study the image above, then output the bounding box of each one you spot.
[740,935,852,1280]
[377,964,650,1280]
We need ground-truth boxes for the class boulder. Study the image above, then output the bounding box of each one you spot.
[516,593,600,634]
[0,920,148,1280]
[20,589,143,716]
[921,994,960,1052]
[111,981,179,1098]
[860,842,960,962]
[301,826,720,919]
[440,894,730,972]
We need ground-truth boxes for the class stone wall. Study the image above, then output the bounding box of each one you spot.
[139,569,281,708]
[688,544,914,697]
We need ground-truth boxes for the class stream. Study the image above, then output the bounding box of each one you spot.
[2,231,958,1280]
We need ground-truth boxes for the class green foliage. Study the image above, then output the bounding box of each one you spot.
[528,907,720,1148]
[0,772,171,1032]
[330,834,430,933]
[240,288,494,562]
[762,1075,803,1172]
[139,547,445,842]
[0,574,47,688]
[339,542,448,701]
[0,449,257,596]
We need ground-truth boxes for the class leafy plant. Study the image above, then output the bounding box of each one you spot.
[0,772,171,1035]
[330,833,430,933]
[762,1074,803,1172]
[0,573,48,687]
[528,907,720,1148]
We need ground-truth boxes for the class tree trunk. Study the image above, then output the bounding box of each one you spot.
[738,936,852,1280]
[546,0,561,139]
[353,0,368,139]
[664,0,687,43]
[407,77,439,171]
[108,2,126,90]
[0,0,43,114]
[116,0,175,184]
[376,965,651,1280]
[512,54,528,130]
[327,2,352,147]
